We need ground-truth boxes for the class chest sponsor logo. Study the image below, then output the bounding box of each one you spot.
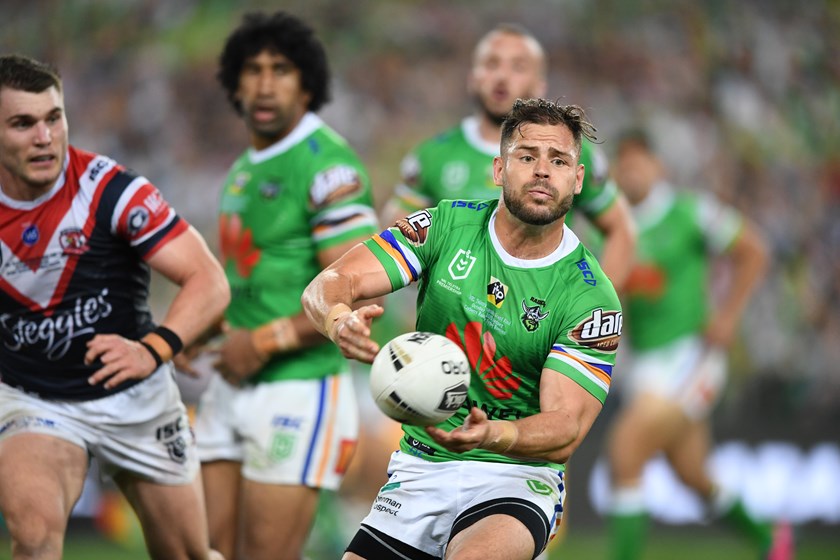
[569,308,622,353]
[0,288,113,360]
[448,249,476,280]
[486,276,508,308]
[521,298,549,332]
[59,228,89,256]
[229,172,249,195]
[576,258,597,286]
[396,209,432,247]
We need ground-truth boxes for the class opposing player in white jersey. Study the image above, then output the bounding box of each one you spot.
[303,98,622,560]
[0,54,229,560]
[604,130,791,560]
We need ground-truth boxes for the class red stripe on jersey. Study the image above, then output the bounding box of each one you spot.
[45,157,121,312]
[143,218,189,260]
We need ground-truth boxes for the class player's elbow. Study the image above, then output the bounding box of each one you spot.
[206,265,231,320]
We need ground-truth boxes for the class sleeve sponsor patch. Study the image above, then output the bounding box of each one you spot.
[395,209,431,246]
[117,184,176,242]
[309,165,363,209]
[568,308,622,353]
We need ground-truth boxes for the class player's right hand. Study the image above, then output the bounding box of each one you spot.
[85,334,159,390]
[332,304,384,364]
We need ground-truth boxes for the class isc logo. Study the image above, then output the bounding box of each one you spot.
[569,308,622,352]
[575,259,597,286]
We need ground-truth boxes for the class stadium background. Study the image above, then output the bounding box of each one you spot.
[2,0,838,558]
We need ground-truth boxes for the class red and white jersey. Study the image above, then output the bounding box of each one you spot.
[0,146,188,400]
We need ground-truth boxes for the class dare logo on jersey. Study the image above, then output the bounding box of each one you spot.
[396,209,432,247]
[310,165,362,209]
[569,308,622,353]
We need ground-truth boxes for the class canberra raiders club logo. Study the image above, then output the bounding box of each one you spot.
[521,298,549,332]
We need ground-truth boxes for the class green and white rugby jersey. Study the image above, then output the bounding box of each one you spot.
[219,113,378,383]
[623,182,743,351]
[364,199,622,469]
[391,116,618,226]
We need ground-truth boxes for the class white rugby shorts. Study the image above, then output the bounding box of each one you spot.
[357,451,566,558]
[0,366,198,485]
[194,371,358,490]
[623,335,727,420]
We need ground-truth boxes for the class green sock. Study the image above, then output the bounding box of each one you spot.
[609,512,649,560]
[720,499,772,550]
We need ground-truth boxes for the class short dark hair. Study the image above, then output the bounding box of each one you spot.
[500,98,597,161]
[217,11,330,114]
[0,54,61,97]
[616,128,655,153]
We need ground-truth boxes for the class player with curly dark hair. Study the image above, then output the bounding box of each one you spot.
[189,11,379,560]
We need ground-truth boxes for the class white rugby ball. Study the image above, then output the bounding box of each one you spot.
[369,331,471,426]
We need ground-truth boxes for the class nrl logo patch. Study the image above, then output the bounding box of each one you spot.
[521,299,549,332]
[569,308,622,353]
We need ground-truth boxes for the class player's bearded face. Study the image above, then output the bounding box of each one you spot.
[503,179,574,225]
[496,123,582,226]
[237,50,311,147]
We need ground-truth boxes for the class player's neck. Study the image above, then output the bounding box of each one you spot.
[494,205,566,260]
[0,173,53,202]
[476,114,503,145]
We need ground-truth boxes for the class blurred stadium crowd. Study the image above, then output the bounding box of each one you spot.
[4,0,838,475]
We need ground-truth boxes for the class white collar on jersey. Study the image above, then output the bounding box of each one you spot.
[247,112,324,164]
[631,180,676,231]
[488,207,581,268]
[0,149,69,210]
[461,116,501,157]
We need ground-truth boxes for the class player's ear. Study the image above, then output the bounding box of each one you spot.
[492,156,505,187]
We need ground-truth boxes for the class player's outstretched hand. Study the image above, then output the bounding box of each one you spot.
[85,334,159,390]
[332,304,384,364]
[425,407,491,453]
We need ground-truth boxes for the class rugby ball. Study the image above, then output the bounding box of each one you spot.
[369,332,471,426]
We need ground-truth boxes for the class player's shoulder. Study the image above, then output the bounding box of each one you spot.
[412,122,466,155]
[432,198,496,226]
[561,241,620,307]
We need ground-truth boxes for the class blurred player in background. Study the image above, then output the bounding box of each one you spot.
[0,54,229,560]
[381,23,635,290]
[189,12,378,560]
[604,130,792,560]
[303,98,623,560]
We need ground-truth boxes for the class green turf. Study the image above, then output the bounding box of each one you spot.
[1,525,836,559]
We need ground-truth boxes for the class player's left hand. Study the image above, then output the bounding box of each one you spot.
[85,334,158,390]
[425,407,491,453]
[213,327,267,385]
